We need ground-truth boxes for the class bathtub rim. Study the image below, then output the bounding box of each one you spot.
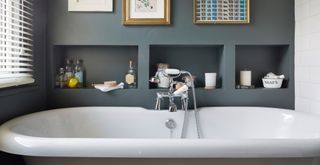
[1,106,320,158]
[2,129,320,158]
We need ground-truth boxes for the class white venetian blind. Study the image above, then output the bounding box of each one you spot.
[0,0,34,89]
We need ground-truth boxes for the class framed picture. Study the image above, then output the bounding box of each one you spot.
[68,0,113,12]
[193,0,250,24]
[122,0,171,25]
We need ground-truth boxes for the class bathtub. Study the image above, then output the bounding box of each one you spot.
[1,107,320,165]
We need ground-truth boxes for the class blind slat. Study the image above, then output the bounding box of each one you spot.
[0,56,33,61]
[0,26,33,36]
[0,5,32,16]
[0,45,32,52]
[10,0,33,11]
[0,32,33,42]
[0,68,33,72]
[0,77,34,88]
[0,15,32,27]
[0,38,33,47]
[0,51,32,57]
[0,6,33,21]
[0,20,33,31]
[0,62,32,67]
[0,73,32,79]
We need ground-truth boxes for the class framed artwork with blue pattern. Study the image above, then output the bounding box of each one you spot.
[193,0,250,24]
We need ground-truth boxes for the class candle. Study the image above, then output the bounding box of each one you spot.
[240,70,251,86]
[205,73,217,89]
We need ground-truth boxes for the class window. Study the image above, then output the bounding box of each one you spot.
[0,0,34,89]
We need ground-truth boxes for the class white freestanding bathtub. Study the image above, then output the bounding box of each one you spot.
[1,106,320,165]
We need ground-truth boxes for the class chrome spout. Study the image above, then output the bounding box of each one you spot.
[168,102,177,113]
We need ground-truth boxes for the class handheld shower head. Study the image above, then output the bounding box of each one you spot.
[164,69,181,76]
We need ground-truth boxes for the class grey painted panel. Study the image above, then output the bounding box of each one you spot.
[47,0,294,44]
[47,0,295,109]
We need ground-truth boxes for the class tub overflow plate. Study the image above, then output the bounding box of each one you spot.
[165,119,177,130]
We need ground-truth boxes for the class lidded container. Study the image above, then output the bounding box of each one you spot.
[157,63,170,88]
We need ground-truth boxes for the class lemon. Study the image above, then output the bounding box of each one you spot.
[68,78,79,88]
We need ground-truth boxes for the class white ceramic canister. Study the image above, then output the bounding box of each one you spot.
[157,63,170,88]
[240,70,252,86]
[205,73,217,89]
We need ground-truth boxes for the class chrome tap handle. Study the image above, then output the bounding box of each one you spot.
[155,93,164,110]
[181,97,189,111]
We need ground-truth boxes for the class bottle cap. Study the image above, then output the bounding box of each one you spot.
[76,59,82,64]
[66,59,73,64]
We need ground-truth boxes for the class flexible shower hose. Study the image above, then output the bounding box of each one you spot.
[180,71,203,139]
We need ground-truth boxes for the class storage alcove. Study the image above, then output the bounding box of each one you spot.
[149,45,224,89]
[235,45,290,89]
[52,45,138,89]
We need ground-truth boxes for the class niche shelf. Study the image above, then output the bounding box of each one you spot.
[235,45,290,89]
[149,45,224,89]
[52,45,138,89]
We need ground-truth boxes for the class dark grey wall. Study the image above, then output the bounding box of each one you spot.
[47,0,295,109]
[0,0,47,164]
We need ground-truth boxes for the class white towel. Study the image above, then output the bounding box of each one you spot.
[94,82,124,92]
[264,72,285,79]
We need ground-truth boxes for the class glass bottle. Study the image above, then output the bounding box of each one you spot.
[125,60,136,88]
[64,59,74,85]
[74,59,85,88]
[55,68,65,88]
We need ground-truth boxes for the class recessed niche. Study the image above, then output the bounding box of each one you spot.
[149,45,224,89]
[235,45,290,89]
[52,45,138,88]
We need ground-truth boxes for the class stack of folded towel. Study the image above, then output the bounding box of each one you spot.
[93,81,124,92]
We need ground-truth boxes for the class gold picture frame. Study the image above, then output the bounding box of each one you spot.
[122,0,171,25]
[193,0,250,24]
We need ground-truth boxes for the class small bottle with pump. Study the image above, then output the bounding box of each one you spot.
[74,59,85,88]
[125,59,136,88]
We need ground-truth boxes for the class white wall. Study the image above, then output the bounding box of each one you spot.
[295,0,320,114]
